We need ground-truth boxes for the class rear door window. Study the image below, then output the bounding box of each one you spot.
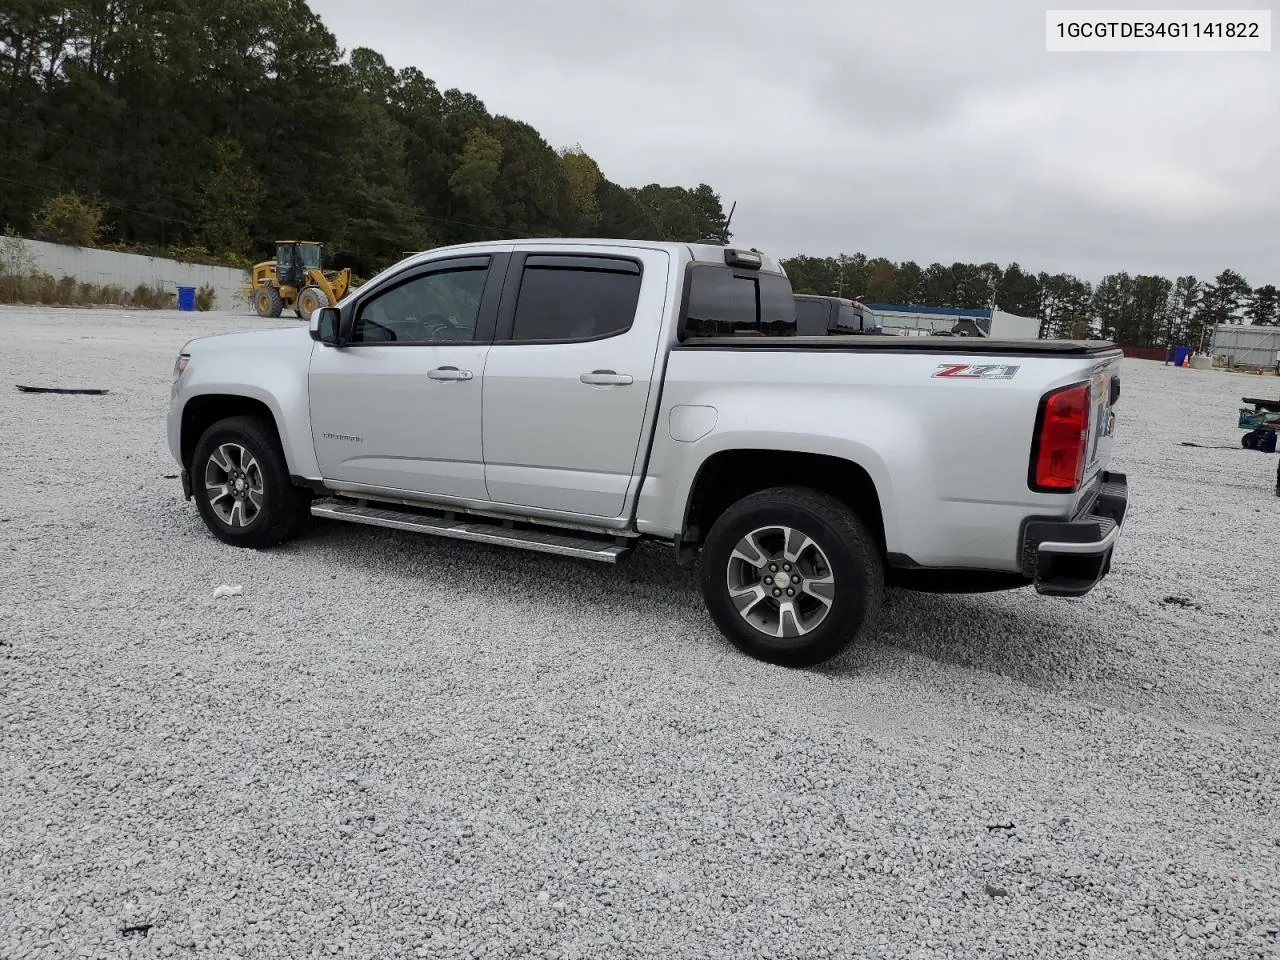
[509,256,642,342]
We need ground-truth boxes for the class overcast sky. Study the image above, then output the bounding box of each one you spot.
[309,0,1278,285]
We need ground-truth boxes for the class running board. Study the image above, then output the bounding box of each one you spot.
[310,499,632,564]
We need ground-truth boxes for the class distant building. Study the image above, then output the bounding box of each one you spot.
[1208,324,1280,369]
[861,304,1042,339]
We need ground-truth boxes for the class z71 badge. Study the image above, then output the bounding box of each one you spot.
[932,363,1021,380]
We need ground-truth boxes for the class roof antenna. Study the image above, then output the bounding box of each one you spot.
[721,200,736,244]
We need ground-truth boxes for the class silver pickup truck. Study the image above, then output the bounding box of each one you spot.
[168,239,1128,667]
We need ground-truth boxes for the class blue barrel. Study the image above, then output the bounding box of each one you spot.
[177,286,196,311]
[1172,345,1190,367]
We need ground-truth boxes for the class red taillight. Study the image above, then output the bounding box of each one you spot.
[1031,382,1090,492]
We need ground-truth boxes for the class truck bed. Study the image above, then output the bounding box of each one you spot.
[674,336,1122,358]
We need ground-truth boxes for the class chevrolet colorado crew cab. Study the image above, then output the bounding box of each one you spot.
[168,239,1128,667]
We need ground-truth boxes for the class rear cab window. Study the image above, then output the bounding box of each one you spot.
[682,265,796,338]
[794,298,830,336]
[835,302,864,333]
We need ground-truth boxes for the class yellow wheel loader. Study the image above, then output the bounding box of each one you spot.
[245,241,352,322]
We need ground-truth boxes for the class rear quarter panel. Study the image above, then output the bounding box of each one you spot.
[639,347,1118,571]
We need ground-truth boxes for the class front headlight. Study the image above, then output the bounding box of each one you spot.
[173,353,190,379]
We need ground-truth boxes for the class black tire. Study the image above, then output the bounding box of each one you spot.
[700,486,884,668]
[191,415,309,549]
[253,285,284,319]
[296,286,328,322]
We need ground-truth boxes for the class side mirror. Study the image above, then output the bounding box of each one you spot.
[310,306,341,345]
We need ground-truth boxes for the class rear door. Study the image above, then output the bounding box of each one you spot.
[481,247,671,519]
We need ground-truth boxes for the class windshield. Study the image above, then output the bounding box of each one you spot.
[298,245,322,270]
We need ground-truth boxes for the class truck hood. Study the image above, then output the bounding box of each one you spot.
[186,327,313,355]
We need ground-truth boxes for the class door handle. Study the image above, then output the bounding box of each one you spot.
[428,366,473,381]
[580,370,633,386]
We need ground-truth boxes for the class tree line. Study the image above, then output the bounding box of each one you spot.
[0,0,729,276]
[782,256,1277,348]
[3,2,1273,346]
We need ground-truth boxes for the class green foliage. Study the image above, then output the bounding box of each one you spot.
[632,184,730,242]
[559,146,602,232]
[1245,284,1278,326]
[1190,269,1253,348]
[130,284,173,309]
[195,284,217,311]
[166,245,214,263]
[1037,273,1092,339]
[996,264,1041,317]
[94,242,249,269]
[448,128,504,231]
[219,250,252,270]
[780,253,1277,347]
[0,230,38,277]
[0,272,172,309]
[195,138,261,257]
[0,0,728,276]
[31,194,104,247]
[350,47,397,105]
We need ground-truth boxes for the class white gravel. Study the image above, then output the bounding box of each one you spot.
[1,305,1277,960]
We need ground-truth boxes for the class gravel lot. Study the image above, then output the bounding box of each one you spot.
[2,305,1277,960]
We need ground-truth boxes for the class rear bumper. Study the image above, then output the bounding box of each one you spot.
[1021,472,1128,598]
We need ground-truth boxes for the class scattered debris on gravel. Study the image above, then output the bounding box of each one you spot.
[1,307,1277,960]
[15,384,109,395]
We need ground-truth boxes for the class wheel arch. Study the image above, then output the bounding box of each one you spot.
[681,449,888,555]
[180,394,288,472]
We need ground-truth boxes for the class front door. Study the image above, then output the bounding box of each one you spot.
[309,255,503,501]
[276,243,301,289]
[481,247,670,519]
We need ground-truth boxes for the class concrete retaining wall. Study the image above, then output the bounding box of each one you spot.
[14,237,250,313]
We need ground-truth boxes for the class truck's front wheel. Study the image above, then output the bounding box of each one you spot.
[700,487,884,667]
[191,415,309,549]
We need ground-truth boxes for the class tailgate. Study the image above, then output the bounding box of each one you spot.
[1081,356,1122,493]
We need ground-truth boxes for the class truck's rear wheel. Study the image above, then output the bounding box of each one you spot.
[700,486,884,667]
[191,415,309,549]
[253,285,283,318]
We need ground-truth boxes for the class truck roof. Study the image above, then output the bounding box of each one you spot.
[396,238,787,276]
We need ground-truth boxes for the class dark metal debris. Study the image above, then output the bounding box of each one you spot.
[16,384,109,395]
